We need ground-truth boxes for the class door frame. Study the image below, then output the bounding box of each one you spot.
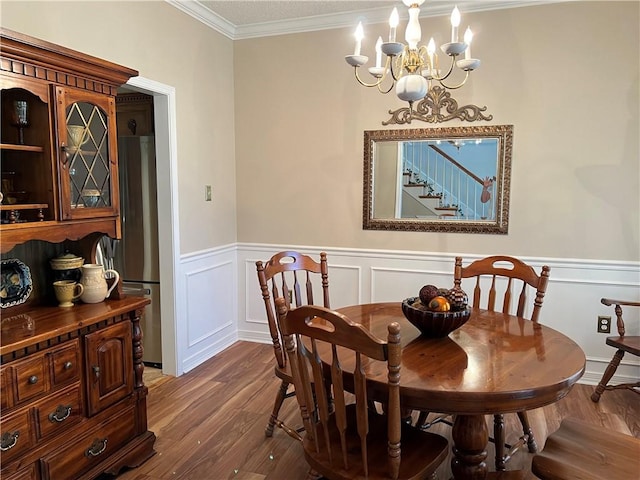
[123,76,180,376]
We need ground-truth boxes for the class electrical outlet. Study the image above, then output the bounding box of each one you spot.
[597,315,611,334]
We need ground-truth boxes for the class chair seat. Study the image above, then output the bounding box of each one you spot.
[303,404,448,480]
[606,335,640,356]
[531,418,640,480]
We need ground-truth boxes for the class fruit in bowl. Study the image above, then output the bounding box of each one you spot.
[402,284,470,337]
[402,297,470,337]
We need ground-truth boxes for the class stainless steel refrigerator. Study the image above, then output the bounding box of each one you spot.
[101,135,162,367]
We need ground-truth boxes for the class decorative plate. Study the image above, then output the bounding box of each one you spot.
[1,259,33,308]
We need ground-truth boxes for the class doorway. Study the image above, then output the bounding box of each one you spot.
[115,91,161,368]
[117,77,179,377]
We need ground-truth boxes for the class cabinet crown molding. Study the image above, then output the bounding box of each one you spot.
[1,28,138,95]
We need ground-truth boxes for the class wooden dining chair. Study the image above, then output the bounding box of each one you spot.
[590,298,640,402]
[275,297,449,480]
[256,251,330,439]
[454,255,550,471]
[531,417,640,479]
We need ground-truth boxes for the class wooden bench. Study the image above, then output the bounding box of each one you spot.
[531,417,640,479]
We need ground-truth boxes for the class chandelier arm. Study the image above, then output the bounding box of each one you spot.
[353,66,387,88]
[437,69,471,90]
[389,54,404,82]
[377,81,395,94]
[430,55,456,82]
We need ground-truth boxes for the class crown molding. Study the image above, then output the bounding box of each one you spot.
[167,1,571,41]
[166,0,237,39]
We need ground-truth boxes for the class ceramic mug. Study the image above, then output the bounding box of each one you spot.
[53,280,84,308]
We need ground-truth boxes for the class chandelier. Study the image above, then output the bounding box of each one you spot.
[345,0,480,112]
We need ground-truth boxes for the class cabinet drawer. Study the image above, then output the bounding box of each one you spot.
[1,366,12,410]
[48,339,80,387]
[12,355,47,403]
[40,405,136,480]
[35,384,83,440]
[2,463,38,480]
[0,407,34,465]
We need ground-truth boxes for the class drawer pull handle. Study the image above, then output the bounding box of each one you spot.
[92,365,100,378]
[64,361,73,370]
[49,404,72,423]
[85,438,108,457]
[1,431,19,451]
[28,375,38,384]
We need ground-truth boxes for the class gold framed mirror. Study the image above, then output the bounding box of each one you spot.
[363,125,513,234]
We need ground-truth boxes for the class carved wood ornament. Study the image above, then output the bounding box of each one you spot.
[383,86,493,125]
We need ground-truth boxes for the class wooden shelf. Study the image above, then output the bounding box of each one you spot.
[0,143,44,153]
[0,203,48,211]
[0,217,120,253]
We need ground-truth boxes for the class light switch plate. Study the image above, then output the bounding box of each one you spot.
[205,185,212,201]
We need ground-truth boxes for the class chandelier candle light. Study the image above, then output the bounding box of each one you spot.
[345,0,480,112]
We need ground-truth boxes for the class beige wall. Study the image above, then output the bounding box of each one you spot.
[234,2,639,261]
[2,2,637,261]
[0,1,237,253]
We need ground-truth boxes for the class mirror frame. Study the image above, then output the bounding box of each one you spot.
[363,125,513,234]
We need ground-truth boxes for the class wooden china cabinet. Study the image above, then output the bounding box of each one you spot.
[0,29,156,479]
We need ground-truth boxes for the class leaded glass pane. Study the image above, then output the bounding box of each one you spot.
[66,102,111,208]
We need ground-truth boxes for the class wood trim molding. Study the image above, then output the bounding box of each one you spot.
[116,93,153,105]
[0,28,138,96]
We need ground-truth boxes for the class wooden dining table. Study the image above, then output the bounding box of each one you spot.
[327,302,586,480]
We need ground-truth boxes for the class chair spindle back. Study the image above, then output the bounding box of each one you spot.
[276,298,402,479]
[454,255,550,322]
[256,251,329,369]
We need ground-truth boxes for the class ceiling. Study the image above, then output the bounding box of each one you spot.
[167,0,561,40]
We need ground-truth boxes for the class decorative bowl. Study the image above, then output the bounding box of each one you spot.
[401,297,471,338]
[50,253,84,271]
[81,189,101,208]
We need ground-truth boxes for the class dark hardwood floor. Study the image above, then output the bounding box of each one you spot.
[114,341,639,480]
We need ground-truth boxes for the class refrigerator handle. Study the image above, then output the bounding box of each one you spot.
[124,287,152,296]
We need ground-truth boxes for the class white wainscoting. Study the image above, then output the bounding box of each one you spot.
[236,243,640,387]
[177,245,238,374]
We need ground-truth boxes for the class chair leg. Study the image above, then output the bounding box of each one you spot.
[591,349,625,402]
[517,411,537,453]
[416,411,429,428]
[494,414,506,471]
[265,380,290,437]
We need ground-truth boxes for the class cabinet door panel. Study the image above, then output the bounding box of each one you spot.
[54,86,119,220]
[84,321,133,416]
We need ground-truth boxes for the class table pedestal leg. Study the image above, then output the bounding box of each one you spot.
[451,414,488,480]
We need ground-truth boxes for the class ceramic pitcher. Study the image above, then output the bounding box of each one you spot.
[79,264,120,304]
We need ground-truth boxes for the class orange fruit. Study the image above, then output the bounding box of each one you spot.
[428,296,451,312]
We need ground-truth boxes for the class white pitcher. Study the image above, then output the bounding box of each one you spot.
[79,264,120,304]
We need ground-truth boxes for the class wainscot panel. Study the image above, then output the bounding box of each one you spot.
[179,245,238,374]
[236,244,639,387]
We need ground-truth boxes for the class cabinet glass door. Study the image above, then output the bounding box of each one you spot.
[55,86,119,220]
